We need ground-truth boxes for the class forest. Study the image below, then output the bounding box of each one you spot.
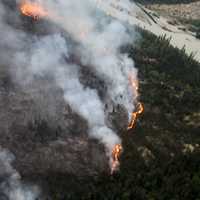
[47,29,200,200]
[0,1,200,199]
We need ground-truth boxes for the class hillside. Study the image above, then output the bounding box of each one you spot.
[142,0,200,39]
[145,1,200,20]
[47,29,200,199]
[0,1,200,199]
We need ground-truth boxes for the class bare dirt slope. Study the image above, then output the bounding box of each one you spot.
[97,0,200,62]
[146,1,200,20]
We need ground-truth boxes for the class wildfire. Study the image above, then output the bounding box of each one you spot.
[127,102,144,130]
[127,73,144,130]
[20,0,48,20]
[18,1,143,175]
[111,74,143,173]
[111,144,122,174]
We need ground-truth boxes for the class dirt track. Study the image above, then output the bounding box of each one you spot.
[97,0,200,62]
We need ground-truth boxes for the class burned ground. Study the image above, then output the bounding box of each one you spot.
[0,1,200,200]
[0,0,128,190]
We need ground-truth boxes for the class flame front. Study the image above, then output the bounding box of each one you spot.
[18,2,143,175]
[111,144,122,174]
[127,102,144,130]
[20,0,47,20]
[127,74,144,130]
[111,74,143,173]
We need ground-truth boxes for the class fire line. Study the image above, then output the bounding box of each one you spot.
[111,144,122,174]
[20,0,48,20]
[111,74,144,174]
[19,1,143,175]
[127,102,144,130]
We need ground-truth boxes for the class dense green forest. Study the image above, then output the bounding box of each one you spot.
[46,29,200,199]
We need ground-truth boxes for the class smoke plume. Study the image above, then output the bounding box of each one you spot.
[0,147,40,200]
[0,0,138,170]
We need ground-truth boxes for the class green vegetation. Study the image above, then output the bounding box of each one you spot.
[189,21,200,39]
[47,29,200,199]
[178,18,200,38]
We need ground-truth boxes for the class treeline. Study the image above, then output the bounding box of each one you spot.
[180,18,200,39]
[48,29,200,199]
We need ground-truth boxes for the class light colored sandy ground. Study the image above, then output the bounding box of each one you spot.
[146,1,200,20]
[96,0,200,62]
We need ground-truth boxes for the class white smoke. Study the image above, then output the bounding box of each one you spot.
[42,0,138,115]
[0,0,138,168]
[15,34,120,154]
[41,0,138,152]
[0,147,40,200]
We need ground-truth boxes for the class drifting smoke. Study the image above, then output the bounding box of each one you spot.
[0,0,138,173]
[18,34,121,155]
[41,0,138,116]
[0,147,40,200]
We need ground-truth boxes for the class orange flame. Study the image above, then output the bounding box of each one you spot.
[18,1,143,173]
[127,102,144,130]
[111,73,143,173]
[127,73,144,130]
[20,0,48,20]
[111,144,122,174]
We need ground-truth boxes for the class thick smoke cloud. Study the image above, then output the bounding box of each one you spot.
[0,147,40,200]
[42,0,138,115]
[18,34,121,152]
[0,0,137,174]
